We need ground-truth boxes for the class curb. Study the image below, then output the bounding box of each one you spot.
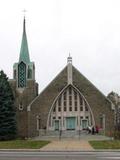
[0,149,120,152]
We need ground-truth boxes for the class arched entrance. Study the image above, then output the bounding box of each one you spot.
[47,85,95,131]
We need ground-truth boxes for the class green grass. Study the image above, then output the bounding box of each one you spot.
[0,140,50,149]
[89,140,120,149]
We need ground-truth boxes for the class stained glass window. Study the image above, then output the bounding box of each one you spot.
[18,62,26,88]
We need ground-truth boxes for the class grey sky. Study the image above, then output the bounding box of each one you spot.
[0,0,120,95]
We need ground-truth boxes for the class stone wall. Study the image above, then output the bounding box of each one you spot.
[28,67,67,137]
[9,79,38,138]
[73,66,114,136]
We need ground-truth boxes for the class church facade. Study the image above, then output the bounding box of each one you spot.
[9,18,115,138]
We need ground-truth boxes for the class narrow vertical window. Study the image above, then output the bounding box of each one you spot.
[58,107,61,112]
[53,107,56,112]
[37,116,41,130]
[69,95,72,106]
[80,106,83,111]
[85,105,88,111]
[18,62,26,88]
[85,101,88,111]
[75,106,77,111]
[69,107,72,111]
[63,92,67,100]
[64,101,66,106]
[58,97,61,106]
[75,101,77,107]
[69,87,72,95]
[74,91,77,100]
[64,107,67,111]
[28,67,32,79]
[80,95,83,105]
[69,100,72,106]
[14,70,16,79]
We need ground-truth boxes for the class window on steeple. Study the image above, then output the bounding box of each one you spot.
[14,70,16,79]
[18,62,26,88]
[27,67,32,79]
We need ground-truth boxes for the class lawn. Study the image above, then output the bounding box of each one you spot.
[0,140,50,149]
[89,140,120,149]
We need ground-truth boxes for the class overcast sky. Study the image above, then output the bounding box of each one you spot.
[0,0,120,95]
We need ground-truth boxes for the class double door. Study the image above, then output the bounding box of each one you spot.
[66,117,76,130]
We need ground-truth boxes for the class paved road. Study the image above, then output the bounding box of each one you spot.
[0,151,120,160]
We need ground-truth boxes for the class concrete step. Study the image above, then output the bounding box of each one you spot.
[38,130,88,138]
[61,130,78,138]
[45,131,59,136]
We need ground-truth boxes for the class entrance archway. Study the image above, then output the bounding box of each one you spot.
[47,85,95,131]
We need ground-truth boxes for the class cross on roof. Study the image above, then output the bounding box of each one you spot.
[23,9,27,17]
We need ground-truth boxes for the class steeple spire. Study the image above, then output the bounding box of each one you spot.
[19,16,30,63]
[13,16,35,88]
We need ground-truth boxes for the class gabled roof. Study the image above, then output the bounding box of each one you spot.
[29,64,113,111]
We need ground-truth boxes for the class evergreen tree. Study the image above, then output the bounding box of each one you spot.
[0,70,16,140]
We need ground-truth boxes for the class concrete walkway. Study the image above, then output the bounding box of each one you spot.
[34,134,112,151]
[40,140,94,151]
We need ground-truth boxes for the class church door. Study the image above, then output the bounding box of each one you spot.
[82,119,88,129]
[54,120,59,130]
[66,117,76,130]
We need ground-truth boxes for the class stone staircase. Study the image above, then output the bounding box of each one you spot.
[33,129,112,141]
[45,130,60,136]
[61,130,78,138]
[36,130,87,139]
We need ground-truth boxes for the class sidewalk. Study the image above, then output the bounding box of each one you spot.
[33,134,112,151]
[40,140,94,151]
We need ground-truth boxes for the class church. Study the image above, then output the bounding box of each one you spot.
[9,18,115,138]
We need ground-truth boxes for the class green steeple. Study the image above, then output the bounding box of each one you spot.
[19,17,30,64]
